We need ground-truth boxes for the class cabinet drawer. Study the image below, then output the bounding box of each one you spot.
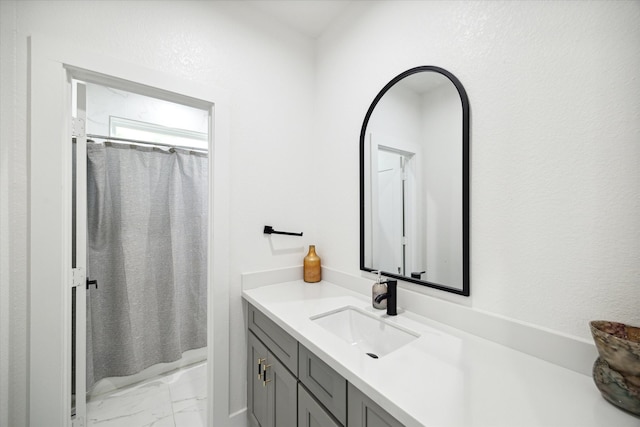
[298,344,347,425]
[248,304,298,375]
[298,383,341,427]
[348,383,404,427]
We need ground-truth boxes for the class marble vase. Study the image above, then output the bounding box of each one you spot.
[590,320,640,416]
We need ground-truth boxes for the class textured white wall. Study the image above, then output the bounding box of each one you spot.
[314,1,640,340]
[0,1,316,425]
[1,1,28,425]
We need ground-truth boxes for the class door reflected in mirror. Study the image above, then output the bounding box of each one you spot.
[360,66,469,296]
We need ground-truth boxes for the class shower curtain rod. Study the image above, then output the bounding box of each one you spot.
[86,134,208,154]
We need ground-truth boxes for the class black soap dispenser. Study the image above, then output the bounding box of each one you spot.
[372,271,387,310]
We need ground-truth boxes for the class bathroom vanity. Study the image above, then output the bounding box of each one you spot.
[243,273,639,427]
[247,302,402,427]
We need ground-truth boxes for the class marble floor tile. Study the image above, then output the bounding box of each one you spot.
[168,362,207,404]
[86,362,207,427]
[86,380,173,427]
[173,397,207,427]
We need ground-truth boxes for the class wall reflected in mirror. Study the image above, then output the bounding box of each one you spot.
[360,67,469,296]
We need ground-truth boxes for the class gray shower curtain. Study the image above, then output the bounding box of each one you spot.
[85,142,208,389]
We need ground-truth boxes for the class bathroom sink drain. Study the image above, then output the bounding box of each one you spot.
[366,352,379,359]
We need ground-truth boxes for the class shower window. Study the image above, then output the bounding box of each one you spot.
[110,116,208,150]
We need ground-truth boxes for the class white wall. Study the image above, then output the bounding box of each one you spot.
[422,82,463,288]
[0,1,316,425]
[315,0,640,340]
[0,2,18,426]
[1,2,27,426]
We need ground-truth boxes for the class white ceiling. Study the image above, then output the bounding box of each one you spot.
[245,0,356,38]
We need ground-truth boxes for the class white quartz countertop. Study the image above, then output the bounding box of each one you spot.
[242,280,639,427]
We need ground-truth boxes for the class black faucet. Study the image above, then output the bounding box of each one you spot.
[374,280,397,316]
[411,271,426,280]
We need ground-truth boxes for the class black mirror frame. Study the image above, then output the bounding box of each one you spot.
[359,66,470,296]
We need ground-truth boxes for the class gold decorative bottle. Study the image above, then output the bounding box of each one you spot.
[303,245,321,283]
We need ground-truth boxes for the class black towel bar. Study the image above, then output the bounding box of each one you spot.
[263,225,303,237]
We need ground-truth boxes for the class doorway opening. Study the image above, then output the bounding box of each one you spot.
[72,80,210,426]
[373,146,415,277]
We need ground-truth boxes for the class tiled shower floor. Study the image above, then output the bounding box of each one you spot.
[86,362,207,427]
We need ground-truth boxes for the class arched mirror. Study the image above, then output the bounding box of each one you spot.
[360,66,470,296]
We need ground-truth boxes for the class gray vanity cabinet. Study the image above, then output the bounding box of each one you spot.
[247,304,299,427]
[247,302,404,427]
[348,383,404,427]
[248,331,297,427]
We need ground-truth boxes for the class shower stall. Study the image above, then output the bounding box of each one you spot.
[72,82,209,426]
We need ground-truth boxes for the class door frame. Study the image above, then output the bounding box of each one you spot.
[72,81,88,424]
[28,34,231,427]
[375,147,406,275]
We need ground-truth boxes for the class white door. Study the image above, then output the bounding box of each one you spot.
[376,149,406,275]
[71,81,88,427]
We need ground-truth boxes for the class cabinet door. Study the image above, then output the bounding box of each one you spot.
[268,351,297,427]
[248,332,269,427]
[299,344,347,424]
[249,331,297,427]
[348,383,404,427]
[298,383,341,427]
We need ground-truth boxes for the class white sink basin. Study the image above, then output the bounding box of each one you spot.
[310,306,419,358]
